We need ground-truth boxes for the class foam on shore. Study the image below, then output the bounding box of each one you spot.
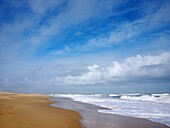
[51,96,169,128]
[51,93,170,127]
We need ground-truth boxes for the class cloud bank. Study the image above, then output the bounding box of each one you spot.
[52,52,170,85]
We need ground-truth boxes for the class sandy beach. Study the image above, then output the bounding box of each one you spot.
[0,92,81,128]
[0,92,169,128]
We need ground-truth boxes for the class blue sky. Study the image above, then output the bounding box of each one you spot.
[0,0,170,93]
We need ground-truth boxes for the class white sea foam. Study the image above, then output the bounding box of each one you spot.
[152,93,169,96]
[109,94,120,97]
[51,93,170,127]
[120,94,170,104]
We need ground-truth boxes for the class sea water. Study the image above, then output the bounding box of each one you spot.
[50,93,170,127]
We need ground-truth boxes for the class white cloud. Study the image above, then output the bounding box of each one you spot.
[0,0,124,55]
[27,0,62,15]
[0,0,170,90]
[0,52,169,87]
[77,1,170,51]
[88,65,99,70]
[1,0,169,57]
[53,52,170,85]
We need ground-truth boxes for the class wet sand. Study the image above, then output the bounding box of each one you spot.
[0,92,81,128]
[51,97,169,128]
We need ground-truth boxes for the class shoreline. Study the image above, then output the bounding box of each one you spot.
[51,97,169,128]
[1,92,169,128]
[0,92,81,128]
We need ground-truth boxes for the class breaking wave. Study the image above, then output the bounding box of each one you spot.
[50,93,170,127]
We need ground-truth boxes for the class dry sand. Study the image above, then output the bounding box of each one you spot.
[0,92,81,128]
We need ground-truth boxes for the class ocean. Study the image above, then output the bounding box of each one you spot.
[50,93,170,127]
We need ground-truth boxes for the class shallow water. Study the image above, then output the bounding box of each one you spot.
[50,93,170,127]
[51,97,169,128]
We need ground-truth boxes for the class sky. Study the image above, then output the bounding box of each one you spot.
[0,0,170,93]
